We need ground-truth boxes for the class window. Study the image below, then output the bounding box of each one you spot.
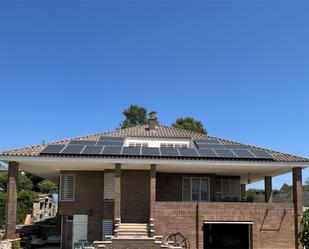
[104,173,115,200]
[128,142,149,147]
[215,179,240,201]
[182,177,209,202]
[60,174,75,201]
[160,143,188,148]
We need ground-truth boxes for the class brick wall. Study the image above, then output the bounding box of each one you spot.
[58,171,113,241]
[153,202,295,249]
[121,170,150,223]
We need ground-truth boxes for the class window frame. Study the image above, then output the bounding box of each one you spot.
[182,176,210,202]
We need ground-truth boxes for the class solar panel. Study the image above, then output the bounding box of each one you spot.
[249,150,274,159]
[69,140,98,146]
[210,144,226,150]
[232,149,256,159]
[178,148,199,157]
[224,144,249,150]
[196,144,213,149]
[61,145,85,154]
[122,146,141,156]
[97,141,124,147]
[99,136,124,142]
[160,148,180,157]
[41,145,66,154]
[102,146,122,155]
[214,149,237,158]
[194,139,221,145]
[141,147,160,156]
[81,145,104,155]
[197,149,218,157]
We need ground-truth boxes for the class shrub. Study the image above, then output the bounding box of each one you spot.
[299,209,309,248]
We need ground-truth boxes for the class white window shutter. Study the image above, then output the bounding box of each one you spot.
[104,173,115,200]
[182,177,191,201]
[60,174,75,201]
[73,215,88,244]
[102,219,113,239]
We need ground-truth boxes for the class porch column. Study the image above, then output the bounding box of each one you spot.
[114,163,121,225]
[264,176,272,203]
[293,167,303,249]
[240,184,246,201]
[149,164,156,236]
[4,162,19,239]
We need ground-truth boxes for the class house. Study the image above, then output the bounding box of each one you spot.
[32,194,58,223]
[0,113,308,249]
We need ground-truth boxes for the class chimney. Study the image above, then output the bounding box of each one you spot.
[148,112,158,130]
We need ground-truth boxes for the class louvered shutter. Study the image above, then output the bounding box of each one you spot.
[60,174,75,201]
[230,179,240,200]
[200,178,209,201]
[182,177,191,201]
[222,179,231,200]
[215,179,222,201]
[104,173,115,200]
[72,215,88,245]
[102,219,113,239]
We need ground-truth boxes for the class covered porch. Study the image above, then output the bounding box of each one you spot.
[2,156,305,245]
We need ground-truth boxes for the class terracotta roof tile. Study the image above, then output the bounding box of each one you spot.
[0,124,308,162]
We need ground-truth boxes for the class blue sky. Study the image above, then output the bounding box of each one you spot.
[0,1,308,189]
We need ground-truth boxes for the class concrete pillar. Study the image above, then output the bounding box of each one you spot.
[264,176,272,203]
[293,167,303,249]
[241,184,246,201]
[4,162,19,239]
[114,164,121,223]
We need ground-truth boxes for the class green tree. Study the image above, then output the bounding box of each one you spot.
[121,105,148,128]
[246,189,264,202]
[17,190,38,224]
[172,117,207,135]
[0,173,33,192]
[38,179,57,193]
[0,192,6,228]
[299,209,309,248]
[280,183,291,192]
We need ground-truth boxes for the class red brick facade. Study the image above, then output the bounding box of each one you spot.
[56,169,302,249]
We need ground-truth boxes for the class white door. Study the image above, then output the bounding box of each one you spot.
[102,219,113,240]
[72,215,88,246]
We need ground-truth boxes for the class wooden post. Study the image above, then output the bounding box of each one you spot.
[4,162,19,239]
[264,176,272,203]
[293,167,303,249]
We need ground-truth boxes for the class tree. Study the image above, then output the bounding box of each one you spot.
[121,105,148,128]
[280,183,292,192]
[38,179,57,193]
[0,173,33,192]
[299,209,309,248]
[172,117,207,135]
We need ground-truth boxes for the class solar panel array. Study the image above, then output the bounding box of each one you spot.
[40,138,274,160]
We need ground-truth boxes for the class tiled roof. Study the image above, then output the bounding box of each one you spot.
[0,124,308,162]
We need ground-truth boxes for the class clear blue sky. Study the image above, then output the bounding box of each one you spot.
[0,1,308,189]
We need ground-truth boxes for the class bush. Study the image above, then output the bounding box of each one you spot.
[17,190,38,224]
[38,179,57,193]
[11,240,22,249]
[300,209,309,248]
[0,192,6,228]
